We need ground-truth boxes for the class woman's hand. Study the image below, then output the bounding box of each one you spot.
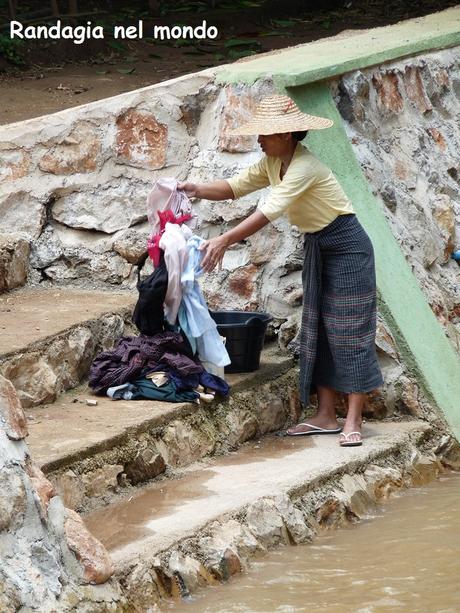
[200,235,230,273]
[178,182,199,198]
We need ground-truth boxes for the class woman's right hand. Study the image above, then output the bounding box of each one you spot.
[178,182,199,198]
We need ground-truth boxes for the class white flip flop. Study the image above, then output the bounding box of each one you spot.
[339,431,363,447]
[286,423,342,437]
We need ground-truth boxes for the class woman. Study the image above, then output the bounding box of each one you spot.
[179,94,383,447]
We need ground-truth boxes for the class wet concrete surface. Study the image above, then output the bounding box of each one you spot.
[83,421,430,561]
[84,435,312,552]
[0,287,133,356]
[172,471,460,613]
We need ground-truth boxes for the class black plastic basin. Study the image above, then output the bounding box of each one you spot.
[210,310,272,373]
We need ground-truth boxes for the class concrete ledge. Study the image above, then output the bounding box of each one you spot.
[81,421,456,608]
[26,348,297,509]
[0,287,134,407]
[217,8,460,87]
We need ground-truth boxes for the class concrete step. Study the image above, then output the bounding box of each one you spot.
[0,287,135,408]
[82,420,447,609]
[26,346,298,511]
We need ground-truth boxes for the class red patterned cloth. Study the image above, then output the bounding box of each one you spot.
[147,210,193,267]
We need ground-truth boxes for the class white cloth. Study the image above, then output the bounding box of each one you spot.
[159,223,192,324]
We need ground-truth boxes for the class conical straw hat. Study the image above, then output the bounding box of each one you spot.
[229,94,333,136]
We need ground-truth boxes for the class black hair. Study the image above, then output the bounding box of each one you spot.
[292,130,308,142]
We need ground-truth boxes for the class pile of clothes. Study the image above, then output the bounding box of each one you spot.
[89,179,231,404]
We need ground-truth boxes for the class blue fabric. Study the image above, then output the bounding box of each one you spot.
[169,370,230,396]
[179,236,230,367]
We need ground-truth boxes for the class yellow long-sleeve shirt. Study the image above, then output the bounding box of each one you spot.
[226,142,354,233]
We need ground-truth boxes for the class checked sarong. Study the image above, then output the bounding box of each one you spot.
[299,213,383,405]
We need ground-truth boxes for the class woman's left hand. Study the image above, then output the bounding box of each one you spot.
[200,235,229,272]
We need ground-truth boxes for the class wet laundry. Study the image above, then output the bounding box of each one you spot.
[132,254,168,336]
[178,235,231,368]
[145,363,230,396]
[89,331,201,395]
[107,377,200,403]
[146,178,196,236]
[159,222,192,325]
[88,179,232,408]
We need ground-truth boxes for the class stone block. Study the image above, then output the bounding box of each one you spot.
[248,224,282,266]
[0,375,28,440]
[64,508,113,584]
[25,458,56,519]
[364,465,403,500]
[0,148,31,182]
[113,225,150,264]
[217,87,259,153]
[336,473,376,519]
[0,468,27,531]
[0,232,30,292]
[221,408,258,449]
[168,551,213,594]
[375,316,398,360]
[408,452,441,486]
[52,177,150,234]
[115,109,167,170]
[155,420,214,467]
[403,65,432,114]
[227,264,259,301]
[315,497,349,528]
[274,494,313,544]
[278,315,300,351]
[39,122,102,175]
[245,498,290,548]
[52,470,85,511]
[372,72,403,114]
[0,192,45,239]
[125,449,166,486]
[82,465,123,498]
[431,194,455,263]
[257,397,288,435]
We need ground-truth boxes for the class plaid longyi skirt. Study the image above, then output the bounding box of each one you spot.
[299,213,384,405]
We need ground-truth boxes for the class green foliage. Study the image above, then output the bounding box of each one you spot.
[224,37,260,48]
[0,34,26,65]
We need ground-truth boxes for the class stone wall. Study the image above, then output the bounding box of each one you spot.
[336,48,460,350]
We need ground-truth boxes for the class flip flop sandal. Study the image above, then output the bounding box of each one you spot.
[339,431,363,447]
[286,423,342,437]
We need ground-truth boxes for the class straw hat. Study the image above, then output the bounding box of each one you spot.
[229,94,333,136]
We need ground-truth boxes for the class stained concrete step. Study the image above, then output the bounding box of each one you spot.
[82,420,446,608]
[0,287,135,408]
[26,346,298,511]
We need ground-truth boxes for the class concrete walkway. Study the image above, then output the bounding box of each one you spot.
[27,348,293,471]
[84,420,430,562]
[0,287,133,356]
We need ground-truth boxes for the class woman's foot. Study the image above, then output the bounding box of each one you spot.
[339,430,362,447]
[287,414,341,436]
[339,420,363,446]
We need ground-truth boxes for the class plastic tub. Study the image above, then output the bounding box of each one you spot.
[210,310,272,373]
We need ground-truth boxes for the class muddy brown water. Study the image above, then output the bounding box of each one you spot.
[171,471,460,613]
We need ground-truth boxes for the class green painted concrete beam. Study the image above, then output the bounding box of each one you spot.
[288,82,460,439]
[216,7,460,87]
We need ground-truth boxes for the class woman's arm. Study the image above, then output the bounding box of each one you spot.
[178,180,234,201]
[200,210,270,273]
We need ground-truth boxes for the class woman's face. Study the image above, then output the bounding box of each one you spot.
[257,133,293,157]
